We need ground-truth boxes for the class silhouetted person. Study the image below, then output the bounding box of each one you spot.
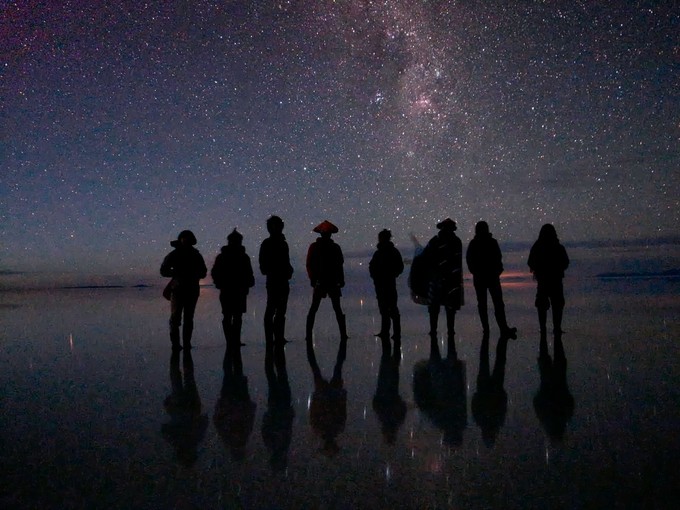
[528,224,569,335]
[421,218,464,358]
[211,229,255,352]
[369,229,404,343]
[307,336,348,457]
[161,351,209,466]
[262,342,294,472]
[305,220,347,341]
[471,334,509,448]
[259,215,294,346]
[413,335,467,447]
[372,340,407,445]
[466,221,517,338]
[214,351,256,461]
[160,230,208,351]
[533,334,574,442]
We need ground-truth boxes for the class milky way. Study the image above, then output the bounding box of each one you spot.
[1,1,678,277]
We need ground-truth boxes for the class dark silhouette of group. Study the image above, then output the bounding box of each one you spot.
[159,219,569,354]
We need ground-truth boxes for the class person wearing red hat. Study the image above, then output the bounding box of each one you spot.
[305,220,348,341]
[422,218,464,358]
[160,230,208,351]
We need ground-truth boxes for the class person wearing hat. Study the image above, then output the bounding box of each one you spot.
[160,230,208,351]
[527,224,569,336]
[259,216,294,346]
[422,218,464,357]
[466,221,517,338]
[369,229,404,343]
[211,229,255,356]
[305,220,348,341]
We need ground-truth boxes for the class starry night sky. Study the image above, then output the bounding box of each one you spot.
[2,1,678,281]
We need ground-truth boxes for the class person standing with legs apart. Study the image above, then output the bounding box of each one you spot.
[528,224,569,337]
[422,218,464,359]
[259,215,294,346]
[161,230,207,351]
[211,229,255,354]
[369,229,404,344]
[466,221,517,339]
[305,220,348,342]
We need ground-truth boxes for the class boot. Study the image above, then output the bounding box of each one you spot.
[264,319,274,345]
[392,312,401,341]
[478,306,490,335]
[445,309,457,360]
[337,313,348,341]
[375,314,390,338]
[305,313,315,342]
[538,308,547,335]
[552,306,564,335]
[428,307,439,337]
[182,325,193,350]
[170,327,182,352]
[274,317,287,345]
[221,319,230,344]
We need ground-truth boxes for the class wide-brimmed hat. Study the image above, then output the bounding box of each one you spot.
[171,229,197,247]
[436,218,457,231]
[313,220,339,234]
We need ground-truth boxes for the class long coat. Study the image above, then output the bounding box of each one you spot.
[422,230,464,309]
[211,245,255,313]
[160,246,207,291]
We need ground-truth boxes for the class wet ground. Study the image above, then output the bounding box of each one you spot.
[1,271,678,509]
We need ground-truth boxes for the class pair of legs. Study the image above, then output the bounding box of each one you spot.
[375,285,401,340]
[428,303,457,359]
[169,287,199,350]
[535,278,565,334]
[473,276,516,337]
[306,286,347,341]
[264,283,289,345]
[220,293,244,352]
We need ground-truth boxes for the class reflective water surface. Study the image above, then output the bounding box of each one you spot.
[1,272,678,509]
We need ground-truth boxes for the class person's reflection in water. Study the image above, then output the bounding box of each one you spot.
[471,333,508,448]
[262,342,294,472]
[214,344,256,461]
[372,339,407,445]
[413,336,467,447]
[161,351,209,466]
[307,337,347,457]
[533,333,574,442]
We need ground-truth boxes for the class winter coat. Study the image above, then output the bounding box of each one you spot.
[527,239,569,281]
[211,245,255,312]
[422,230,464,309]
[259,234,294,285]
[160,246,207,290]
[466,233,503,280]
[369,241,404,289]
[306,237,344,289]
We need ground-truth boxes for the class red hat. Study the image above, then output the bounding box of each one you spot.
[313,220,339,234]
